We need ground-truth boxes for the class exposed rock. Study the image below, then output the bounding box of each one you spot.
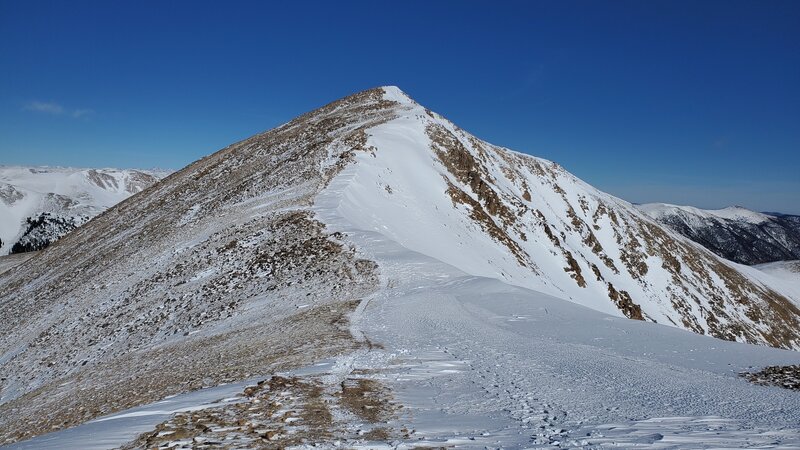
[740,365,800,391]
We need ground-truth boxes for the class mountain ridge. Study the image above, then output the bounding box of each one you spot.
[638,202,800,265]
[313,87,799,345]
[1,86,799,445]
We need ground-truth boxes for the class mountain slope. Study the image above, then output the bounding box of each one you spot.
[0,166,168,254]
[1,87,799,446]
[638,203,800,265]
[0,89,395,443]
[321,88,799,347]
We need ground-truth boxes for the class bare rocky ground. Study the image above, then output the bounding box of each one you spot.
[741,365,800,391]
[0,299,372,444]
[120,374,402,449]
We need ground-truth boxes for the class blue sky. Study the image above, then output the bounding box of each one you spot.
[1,1,798,213]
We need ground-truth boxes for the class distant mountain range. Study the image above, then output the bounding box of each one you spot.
[637,203,800,265]
[0,166,169,254]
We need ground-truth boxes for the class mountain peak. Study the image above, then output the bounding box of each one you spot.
[379,85,414,104]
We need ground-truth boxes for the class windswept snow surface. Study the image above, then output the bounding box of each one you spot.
[342,233,800,448]
[307,133,800,448]
[754,261,800,300]
[14,244,800,449]
[2,379,256,450]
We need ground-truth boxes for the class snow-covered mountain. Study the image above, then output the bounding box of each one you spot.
[637,203,800,265]
[2,87,800,448]
[755,260,800,299]
[0,166,169,254]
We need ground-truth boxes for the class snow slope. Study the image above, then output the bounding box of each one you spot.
[755,261,800,299]
[9,272,800,449]
[2,87,800,448]
[0,166,168,254]
[315,219,800,448]
[321,87,800,348]
[637,202,800,265]
[314,146,800,447]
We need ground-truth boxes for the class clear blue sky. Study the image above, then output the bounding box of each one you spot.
[1,1,798,213]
